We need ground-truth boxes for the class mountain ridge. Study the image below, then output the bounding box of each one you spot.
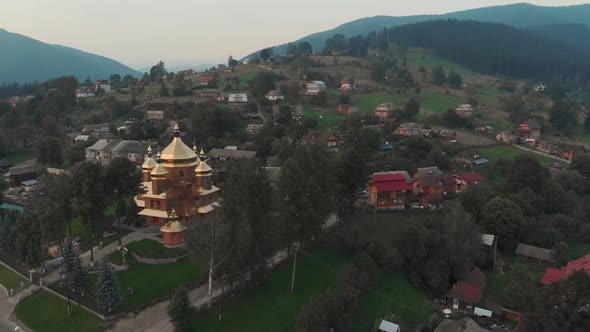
[248,3,590,57]
[0,28,140,84]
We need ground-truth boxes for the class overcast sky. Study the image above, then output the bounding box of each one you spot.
[1,0,588,69]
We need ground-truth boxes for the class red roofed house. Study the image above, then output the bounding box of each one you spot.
[374,103,399,119]
[412,174,457,206]
[446,267,487,313]
[542,254,590,286]
[336,104,357,115]
[368,171,413,209]
[453,172,484,192]
[516,119,541,139]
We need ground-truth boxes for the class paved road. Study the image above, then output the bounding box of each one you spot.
[0,296,19,332]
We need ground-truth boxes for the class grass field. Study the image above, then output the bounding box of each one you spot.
[304,110,345,130]
[405,48,483,83]
[194,248,350,332]
[351,271,432,331]
[4,149,34,165]
[15,290,103,332]
[353,92,410,113]
[478,144,563,167]
[125,239,186,259]
[0,263,25,290]
[419,88,462,113]
[485,256,545,305]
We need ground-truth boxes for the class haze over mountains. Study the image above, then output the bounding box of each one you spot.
[0,29,140,84]
[263,3,590,55]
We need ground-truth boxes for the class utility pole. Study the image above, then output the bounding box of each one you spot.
[290,244,299,294]
[219,271,225,321]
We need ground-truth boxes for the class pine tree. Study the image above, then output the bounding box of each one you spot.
[167,287,195,332]
[61,239,77,290]
[96,258,119,314]
[0,212,17,257]
[72,256,90,296]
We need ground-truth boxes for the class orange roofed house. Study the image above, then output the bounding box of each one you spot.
[134,125,219,244]
[368,171,413,209]
[516,119,541,139]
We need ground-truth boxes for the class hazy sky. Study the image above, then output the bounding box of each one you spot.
[1,0,588,69]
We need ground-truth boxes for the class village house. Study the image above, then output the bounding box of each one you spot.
[542,253,590,286]
[200,72,220,86]
[292,105,304,123]
[429,129,457,143]
[4,164,37,187]
[339,78,355,92]
[378,320,400,332]
[434,318,492,332]
[85,139,150,165]
[496,131,518,144]
[558,143,587,161]
[146,102,175,121]
[300,131,341,148]
[445,267,487,313]
[134,128,219,244]
[413,166,442,179]
[368,171,413,209]
[475,126,494,135]
[306,81,327,95]
[95,80,111,93]
[516,119,541,139]
[453,172,485,192]
[228,93,248,103]
[207,148,257,162]
[374,103,398,119]
[455,104,474,119]
[470,159,489,170]
[394,123,421,137]
[81,123,112,138]
[265,90,284,101]
[412,173,457,206]
[515,243,555,264]
[376,143,395,161]
[76,86,95,98]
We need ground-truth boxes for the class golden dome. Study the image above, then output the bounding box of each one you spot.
[142,145,157,170]
[160,125,198,163]
[150,152,169,177]
[195,159,212,174]
[160,208,186,233]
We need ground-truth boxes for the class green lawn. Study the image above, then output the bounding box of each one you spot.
[485,256,545,305]
[15,290,104,332]
[478,144,563,167]
[194,248,350,332]
[350,271,432,331]
[0,263,25,290]
[419,88,462,113]
[353,92,410,113]
[304,110,345,130]
[4,149,34,165]
[566,242,590,261]
[125,239,186,259]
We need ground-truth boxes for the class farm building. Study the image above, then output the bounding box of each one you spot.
[515,243,555,264]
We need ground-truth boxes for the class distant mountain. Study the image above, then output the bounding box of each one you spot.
[137,64,215,74]
[0,29,140,84]
[254,3,590,56]
[527,23,590,50]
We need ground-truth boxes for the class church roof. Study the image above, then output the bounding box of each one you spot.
[160,124,198,162]
[195,160,212,174]
[150,152,169,176]
[160,208,186,233]
[142,146,157,170]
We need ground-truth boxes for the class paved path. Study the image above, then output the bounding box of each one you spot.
[43,229,161,285]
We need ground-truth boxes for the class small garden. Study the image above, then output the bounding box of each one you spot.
[15,290,104,332]
[124,239,187,259]
[0,263,25,290]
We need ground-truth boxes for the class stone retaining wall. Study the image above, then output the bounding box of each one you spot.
[130,252,189,265]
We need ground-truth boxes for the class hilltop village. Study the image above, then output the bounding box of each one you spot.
[1,36,590,332]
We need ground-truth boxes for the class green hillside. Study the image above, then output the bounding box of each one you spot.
[0,29,140,84]
[258,3,590,56]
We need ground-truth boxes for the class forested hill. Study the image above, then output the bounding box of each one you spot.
[371,20,590,83]
[0,29,140,84]
[257,3,590,56]
[527,23,590,50]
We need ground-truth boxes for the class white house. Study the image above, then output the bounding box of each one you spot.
[228,94,248,103]
[95,80,111,93]
[306,81,326,95]
[265,90,284,101]
[76,87,96,98]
